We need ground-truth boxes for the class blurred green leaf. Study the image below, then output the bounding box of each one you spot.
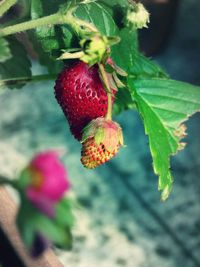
[128,78,200,200]
[35,212,72,247]
[0,36,31,89]
[17,198,40,248]
[17,195,73,249]
[55,198,75,228]
[99,0,128,29]
[28,31,64,74]
[100,0,128,8]
[0,37,11,62]
[111,28,167,78]
[31,0,75,55]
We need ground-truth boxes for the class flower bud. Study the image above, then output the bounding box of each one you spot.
[126,2,150,29]
[25,151,70,217]
[80,34,108,65]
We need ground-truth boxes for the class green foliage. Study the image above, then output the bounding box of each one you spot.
[75,2,118,36]
[0,37,11,62]
[128,78,200,200]
[55,198,75,227]
[111,28,168,114]
[0,36,31,89]
[111,28,167,78]
[31,0,74,54]
[17,194,73,249]
[0,0,17,17]
[1,0,200,202]
[99,0,128,26]
[30,0,118,73]
[113,88,135,114]
[28,31,64,74]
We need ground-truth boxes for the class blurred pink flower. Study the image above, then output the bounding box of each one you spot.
[26,151,70,217]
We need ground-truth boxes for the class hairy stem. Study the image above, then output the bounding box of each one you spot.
[98,63,112,120]
[0,13,65,36]
[0,0,17,17]
[106,90,112,120]
[0,74,57,88]
[0,5,98,38]
[0,175,14,186]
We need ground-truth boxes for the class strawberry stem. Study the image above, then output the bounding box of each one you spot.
[0,74,57,87]
[0,0,17,17]
[98,63,112,120]
[0,6,97,37]
[0,13,67,37]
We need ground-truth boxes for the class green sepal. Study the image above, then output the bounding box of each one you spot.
[0,37,11,63]
[94,127,105,145]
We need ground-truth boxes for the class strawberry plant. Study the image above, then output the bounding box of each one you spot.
[0,0,200,257]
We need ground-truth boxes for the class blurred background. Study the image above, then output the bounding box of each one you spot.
[0,0,200,266]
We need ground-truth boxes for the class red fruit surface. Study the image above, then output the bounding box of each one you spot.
[54,61,116,141]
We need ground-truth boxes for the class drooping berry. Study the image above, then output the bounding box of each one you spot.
[54,60,116,141]
[81,118,123,169]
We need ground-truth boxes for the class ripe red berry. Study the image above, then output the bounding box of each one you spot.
[54,60,116,141]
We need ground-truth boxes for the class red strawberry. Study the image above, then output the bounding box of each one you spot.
[81,118,123,169]
[54,60,116,141]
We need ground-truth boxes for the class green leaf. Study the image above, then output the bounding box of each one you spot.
[111,28,167,78]
[130,52,168,79]
[113,88,135,115]
[34,213,72,247]
[30,0,118,71]
[111,28,137,71]
[19,0,64,75]
[17,195,73,248]
[99,0,129,29]
[0,37,11,63]
[28,31,64,74]
[128,78,200,200]
[0,36,31,89]
[75,2,118,36]
[55,198,75,228]
[111,28,168,114]
[99,0,128,8]
[31,0,75,56]
[31,0,65,16]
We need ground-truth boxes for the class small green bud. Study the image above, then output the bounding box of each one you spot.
[126,3,150,29]
[80,34,108,66]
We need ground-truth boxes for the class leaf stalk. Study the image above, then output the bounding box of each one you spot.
[98,63,113,120]
[0,0,17,17]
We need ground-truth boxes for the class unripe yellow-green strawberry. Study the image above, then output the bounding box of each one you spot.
[81,118,123,169]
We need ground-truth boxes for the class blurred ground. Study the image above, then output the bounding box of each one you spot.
[0,0,200,266]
